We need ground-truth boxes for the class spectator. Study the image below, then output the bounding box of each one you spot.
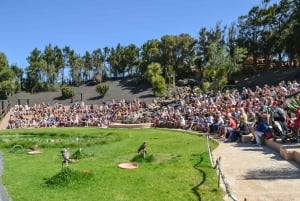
[223,113,237,142]
[270,100,290,136]
[236,115,251,142]
[252,115,271,146]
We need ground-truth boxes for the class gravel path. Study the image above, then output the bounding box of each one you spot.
[0,153,12,201]
[213,139,300,201]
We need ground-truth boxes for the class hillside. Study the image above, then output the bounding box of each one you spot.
[7,79,154,107]
[233,67,300,89]
[6,67,300,107]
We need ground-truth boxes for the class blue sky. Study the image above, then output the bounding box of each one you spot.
[1,0,262,68]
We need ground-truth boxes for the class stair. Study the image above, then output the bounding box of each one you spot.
[0,109,13,130]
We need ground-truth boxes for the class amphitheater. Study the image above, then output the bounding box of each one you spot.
[1,67,300,201]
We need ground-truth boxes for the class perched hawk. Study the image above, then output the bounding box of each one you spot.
[61,148,71,167]
[137,141,147,154]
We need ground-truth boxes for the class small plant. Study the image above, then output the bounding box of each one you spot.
[70,148,91,159]
[95,84,109,97]
[287,95,300,113]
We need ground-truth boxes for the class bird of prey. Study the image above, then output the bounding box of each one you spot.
[61,148,71,167]
[137,141,147,154]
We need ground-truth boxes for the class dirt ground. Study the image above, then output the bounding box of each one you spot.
[212,138,300,201]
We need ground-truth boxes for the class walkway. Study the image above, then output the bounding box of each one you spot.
[213,139,300,201]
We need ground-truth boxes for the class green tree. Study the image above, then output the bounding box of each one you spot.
[146,62,166,97]
[26,48,46,93]
[83,51,92,81]
[237,6,262,68]
[43,44,57,85]
[160,35,177,81]
[53,45,64,84]
[64,48,83,86]
[140,39,161,79]
[108,44,126,78]
[0,53,15,98]
[203,42,247,91]
[92,48,105,79]
[10,64,24,92]
[123,44,139,77]
[196,23,226,66]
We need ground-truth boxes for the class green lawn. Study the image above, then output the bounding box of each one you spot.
[0,128,223,201]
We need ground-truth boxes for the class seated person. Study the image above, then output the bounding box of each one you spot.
[253,114,272,146]
[236,115,251,142]
[289,107,300,134]
[210,113,223,134]
[223,113,237,142]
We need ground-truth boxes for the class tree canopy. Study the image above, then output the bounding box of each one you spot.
[0,0,299,97]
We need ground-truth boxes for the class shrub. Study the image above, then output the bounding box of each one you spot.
[93,74,102,84]
[95,84,109,97]
[61,85,75,99]
[286,95,300,113]
[70,148,92,159]
[151,75,166,97]
[201,81,211,93]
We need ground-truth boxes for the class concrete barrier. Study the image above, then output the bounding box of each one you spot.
[108,123,153,129]
[294,151,300,163]
[264,139,300,162]
[265,139,282,153]
[280,146,295,161]
[241,134,253,143]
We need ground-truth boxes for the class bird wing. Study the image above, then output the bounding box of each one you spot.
[63,151,70,159]
[137,143,146,152]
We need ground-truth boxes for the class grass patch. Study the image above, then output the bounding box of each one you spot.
[0,128,223,201]
[45,167,94,187]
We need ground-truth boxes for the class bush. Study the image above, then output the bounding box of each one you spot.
[201,81,211,93]
[93,74,102,84]
[95,84,109,97]
[151,75,166,97]
[70,148,92,159]
[61,86,75,99]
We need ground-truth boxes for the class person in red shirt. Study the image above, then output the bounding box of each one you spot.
[223,113,237,142]
[290,107,300,134]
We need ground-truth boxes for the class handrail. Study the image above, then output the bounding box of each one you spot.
[205,134,240,201]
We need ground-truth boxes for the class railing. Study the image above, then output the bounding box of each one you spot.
[0,102,11,121]
[205,134,240,201]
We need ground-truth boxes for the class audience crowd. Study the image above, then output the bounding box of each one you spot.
[7,98,148,129]
[5,79,300,144]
